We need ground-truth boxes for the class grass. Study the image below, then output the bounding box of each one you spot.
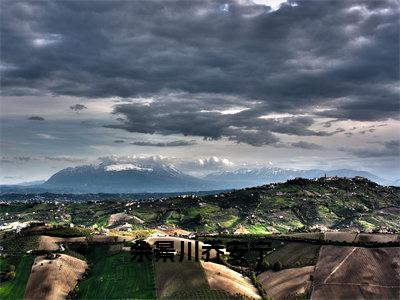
[246,225,271,234]
[94,214,109,228]
[220,215,240,228]
[169,289,241,299]
[76,246,155,299]
[0,255,34,300]
[44,226,92,237]
[1,236,39,253]
[358,219,376,231]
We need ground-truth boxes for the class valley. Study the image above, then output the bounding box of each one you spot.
[0,177,399,299]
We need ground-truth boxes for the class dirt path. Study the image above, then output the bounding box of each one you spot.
[323,247,356,284]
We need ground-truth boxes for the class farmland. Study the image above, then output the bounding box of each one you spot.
[75,246,156,299]
[2,177,399,234]
[201,261,261,299]
[258,266,315,300]
[0,255,34,300]
[312,245,400,299]
[0,177,399,299]
[154,258,209,299]
[265,242,320,268]
[24,254,87,300]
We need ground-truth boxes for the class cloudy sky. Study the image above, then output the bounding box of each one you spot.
[1,0,399,183]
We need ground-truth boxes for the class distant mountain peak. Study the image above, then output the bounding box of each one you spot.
[104,163,153,172]
[2,162,397,194]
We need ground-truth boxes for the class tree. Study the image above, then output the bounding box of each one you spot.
[273,261,282,271]
[257,261,270,272]
[5,271,16,281]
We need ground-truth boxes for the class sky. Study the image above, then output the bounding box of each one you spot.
[1,0,399,184]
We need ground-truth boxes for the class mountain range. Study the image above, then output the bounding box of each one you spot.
[1,161,398,194]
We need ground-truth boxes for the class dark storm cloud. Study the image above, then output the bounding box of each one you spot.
[290,141,323,150]
[339,140,400,158]
[131,140,197,147]
[1,0,399,144]
[70,104,88,112]
[28,116,45,121]
[344,132,354,138]
[105,95,336,146]
[1,156,87,163]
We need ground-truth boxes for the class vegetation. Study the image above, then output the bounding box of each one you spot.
[2,177,399,234]
[43,226,92,237]
[75,246,156,299]
[0,255,34,300]
[1,236,39,253]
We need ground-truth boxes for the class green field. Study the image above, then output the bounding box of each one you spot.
[169,289,240,299]
[76,246,156,299]
[0,255,34,300]
[1,236,39,253]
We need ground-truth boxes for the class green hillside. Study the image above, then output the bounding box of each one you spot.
[1,177,399,233]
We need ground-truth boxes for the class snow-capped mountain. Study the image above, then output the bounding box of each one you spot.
[42,161,215,193]
[2,162,396,194]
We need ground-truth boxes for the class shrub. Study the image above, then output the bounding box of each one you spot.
[273,261,283,271]
[257,261,270,272]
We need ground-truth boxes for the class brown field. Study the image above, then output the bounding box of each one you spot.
[378,207,400,215]
[355,233,399,243]
[156,228,192,236]
[258,266,315,300]
[324,232,358,243]
[289,232,324,240]
[146,236,227,259]
[107,212,132,227]
[201,261,261,299]
[38,234,135,251]
[266,242,320,268]
[38,235,86,251]
[88,234,134,243]
[311,245,400,300]
[234,225,249,235]
[24,254,87,300]
[154,259,208,299]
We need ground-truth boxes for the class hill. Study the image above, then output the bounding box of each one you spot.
[1,176,399,233]
[116,176,399,233]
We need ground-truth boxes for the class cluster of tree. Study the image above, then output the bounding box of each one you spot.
[256,260,283,272]
[0,264,16,282]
